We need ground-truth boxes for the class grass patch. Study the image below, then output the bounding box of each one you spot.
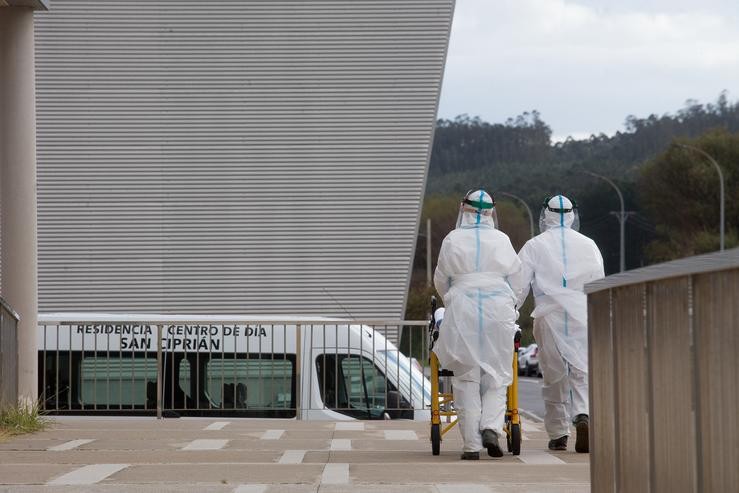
[0,401,48,439]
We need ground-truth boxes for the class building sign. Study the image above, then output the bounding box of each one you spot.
[38,323,286,353]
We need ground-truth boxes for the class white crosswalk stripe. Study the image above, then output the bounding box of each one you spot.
[384,430,417,440]
[204,421,230,431]
[181,439,229,450]
[47,464,128,485]
[47,439,95,451]
[335,422,364,431]
[232,485,267,493]
[321,463,349,484]
[260,429,285,440]
[517,450,567,465]
[435,485,492,493]
[278,450,306,464]
[330,438,352,450]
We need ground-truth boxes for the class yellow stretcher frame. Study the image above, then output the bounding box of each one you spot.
[429,300,522,456]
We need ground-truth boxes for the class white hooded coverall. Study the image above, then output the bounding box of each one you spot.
[514,197,604,439]
[433,196,521,453]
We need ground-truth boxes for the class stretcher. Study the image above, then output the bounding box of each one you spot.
[428,296,522,456]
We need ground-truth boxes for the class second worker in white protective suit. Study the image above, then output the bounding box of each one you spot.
[433,190,521,460]
[512,195,604,453]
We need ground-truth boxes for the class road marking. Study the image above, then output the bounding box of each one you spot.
[278,450,306,464]
[232,485,267,493]
[321,463,349,484]
[47,464,128,485]
[384,430,417,440]
[517,450,567,465]
[47,439,95,451]
[181,439,229,450]
[204,421,230,431]
[335,422,364,431]
[260,429,284,440]
[330,438,352,451]
[436,484,492,493]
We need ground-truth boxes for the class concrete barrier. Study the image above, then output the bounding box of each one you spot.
[586,248,739,493]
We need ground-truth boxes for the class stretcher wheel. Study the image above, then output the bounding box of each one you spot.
[510,423,521,455]
[506,424,512,452]
[431,423,441,455]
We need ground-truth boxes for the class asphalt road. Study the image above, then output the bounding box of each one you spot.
[518,376,545,420]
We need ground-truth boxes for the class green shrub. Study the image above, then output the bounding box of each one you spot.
[0,401,48,439]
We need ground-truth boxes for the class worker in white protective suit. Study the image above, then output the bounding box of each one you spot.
[513,195,604,453]
[433,190,521,460]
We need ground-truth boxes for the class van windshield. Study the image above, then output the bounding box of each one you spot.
[378,350,431,408]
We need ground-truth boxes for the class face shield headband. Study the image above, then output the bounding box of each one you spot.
[539,195,580,232]
[547,196,575,226]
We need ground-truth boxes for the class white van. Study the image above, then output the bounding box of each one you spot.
[37,314,431,421]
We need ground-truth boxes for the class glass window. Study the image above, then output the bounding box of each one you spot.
[205,356,293,409]
[79,357,157,407]
[316,354,393,419]
[378,350,431,408]
[79,355,191,409]
[179,359,191,398]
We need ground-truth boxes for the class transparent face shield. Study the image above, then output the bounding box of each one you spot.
[538,197,580,232]
[456,193,498,229]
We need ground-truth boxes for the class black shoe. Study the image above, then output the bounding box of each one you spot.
[573,414,589,453]
[481,429,504,458]
[548,435,568,451]
[460,451,480,460]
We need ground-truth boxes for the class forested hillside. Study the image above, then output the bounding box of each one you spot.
[427,91,737,202]
[405,92,739,328]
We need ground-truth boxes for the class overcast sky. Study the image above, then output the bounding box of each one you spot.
[437,0,739,141]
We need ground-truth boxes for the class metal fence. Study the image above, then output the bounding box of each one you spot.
[586,248,739,493]
[0,297,20,410]
[37,317,431,420]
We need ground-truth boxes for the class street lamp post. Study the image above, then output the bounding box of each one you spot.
[582,171,630,272]
[677,144,725,251]
[497,191,535,238]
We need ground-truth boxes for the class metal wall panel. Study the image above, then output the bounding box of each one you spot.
[34,0,453,319]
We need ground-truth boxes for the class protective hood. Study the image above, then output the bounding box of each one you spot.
[539,195,579,232]
[456,189,498,229]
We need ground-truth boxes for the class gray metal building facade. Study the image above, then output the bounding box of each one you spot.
[34,1,454,319]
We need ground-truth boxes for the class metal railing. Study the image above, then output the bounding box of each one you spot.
[0,297,20,410]
[37,316,431,420]
[585,248,739,493]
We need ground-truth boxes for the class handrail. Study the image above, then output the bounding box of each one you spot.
[0,297,20,321]
[585,247,739,294]
[37,315,429,326]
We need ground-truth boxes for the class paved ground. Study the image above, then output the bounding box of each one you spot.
[0,415,588,492]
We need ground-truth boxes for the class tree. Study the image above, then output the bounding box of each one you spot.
[638,130,739,261]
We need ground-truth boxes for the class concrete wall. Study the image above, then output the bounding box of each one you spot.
[586,248,739,492]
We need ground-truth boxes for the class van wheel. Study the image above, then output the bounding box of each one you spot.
[431,423,441,455]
